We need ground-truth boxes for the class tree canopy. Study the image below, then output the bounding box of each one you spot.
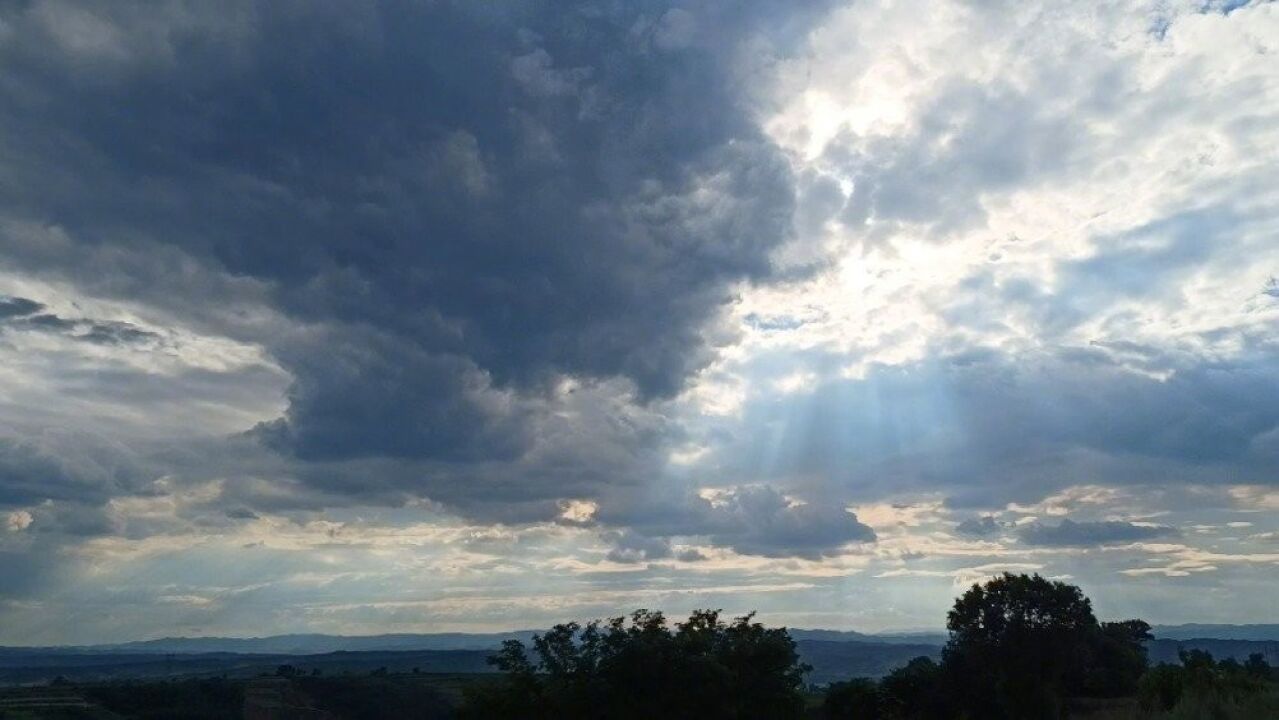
[942,573,1150,718]
[462,609,809,720]
[825,573,1157,720]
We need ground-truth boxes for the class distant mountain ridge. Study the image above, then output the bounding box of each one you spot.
[0,626,1275,687]
[27,632,541,656]
[2,623,1274,657]
[788,629,949,645]
[1151,624,1279,642]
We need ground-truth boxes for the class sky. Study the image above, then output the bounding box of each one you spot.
[0,0,1276,645]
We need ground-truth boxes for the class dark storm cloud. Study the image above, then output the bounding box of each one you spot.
[258,377,676,523]
[1018,518,1179,547]
[252,329,533,462]
[0,0,824,494]
[0,432,152,508]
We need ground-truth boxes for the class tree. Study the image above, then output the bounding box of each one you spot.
[1139,649,1276,716]
[823,678,882,719]
[1244,652,1272,680]
[942,573,1102,719]
[878,656,948,720]
[1082,619,1152,697]
[1137,664,1186,712]
[462,609,809,720]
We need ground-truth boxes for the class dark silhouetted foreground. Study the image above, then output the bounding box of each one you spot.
[467,574,1278,720]
[819,573,1278,719]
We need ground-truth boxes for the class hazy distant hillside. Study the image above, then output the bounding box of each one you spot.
[0,642,939,687]
[1147,638,1279,665]
[5,630,942,657]
[0,632,540,658]
[2,625,1276,688]
[91,631,540,655]
[7,624,1271,660]
[1153,624,1279,642]
[796,640,942,684]
[789,629,948,645]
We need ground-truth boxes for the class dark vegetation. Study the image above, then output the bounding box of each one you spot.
[817,574,1279,720]
[1,575,1275,718]
[82,678,243,719]
[0,649,493,686]
[3,634,1268,687]
[287,674,455,719]
[0,673,464,719]
[467,573,1278,720]
[460,609,807,719]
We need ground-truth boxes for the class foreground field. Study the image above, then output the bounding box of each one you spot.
[2,674,1275,720]
[0,673,485,719]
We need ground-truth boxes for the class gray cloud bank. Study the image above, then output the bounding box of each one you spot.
[1018,519,1180,547]
[0,0,855,557]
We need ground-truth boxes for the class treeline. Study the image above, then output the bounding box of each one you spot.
[1132,649,1275,719]
[464,573,1278,720]
[461,609,807,719]
[822,574,1276,719]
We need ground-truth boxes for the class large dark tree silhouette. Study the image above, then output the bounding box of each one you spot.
[942,573,1148,719]
[462,609,808,720]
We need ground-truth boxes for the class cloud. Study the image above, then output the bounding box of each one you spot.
[1018,519,1180,547]
[0,295,159,345]
[0,432,152,508]
[955,516,1003,538]
[605,530,672,564]
[5,510,32,532]
[251,330,531,463]
[674,547,707,562]
[698,486,876,558]
[0,2,866,558]
[829,81,1079,236]
[0,0,1276,640]
[592,483,877,560]
[1264,278,1279,300]
[0,0,805,433]
[0,296,43,319]
[694,345,1279,511]
[0,2,839,539]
